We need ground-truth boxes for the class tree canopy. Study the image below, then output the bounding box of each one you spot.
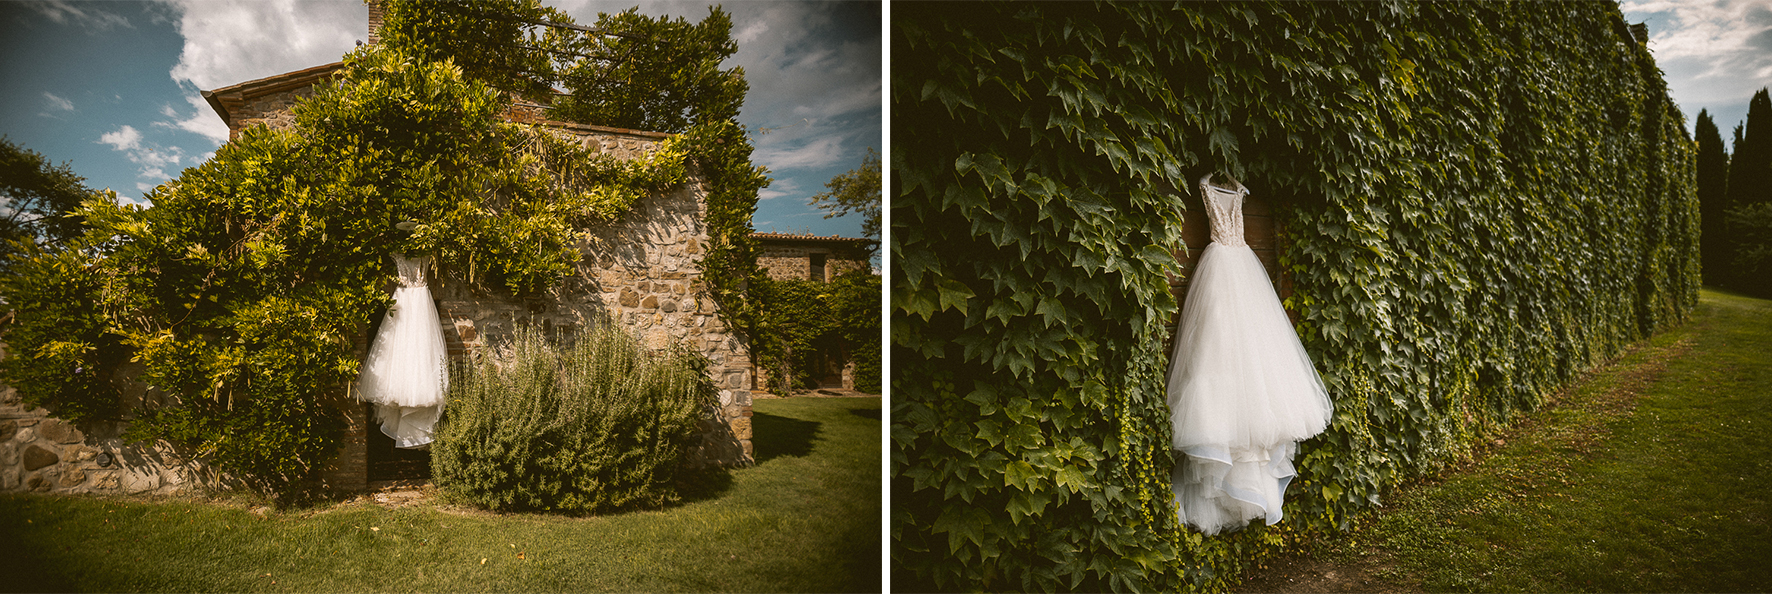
[378,0,746,134]
[0,137,94,269]
[1725,88,1772,296]
[1696,109,1730,285]
[809,148,881,241]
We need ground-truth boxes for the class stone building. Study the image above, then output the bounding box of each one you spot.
[749,232,876,392]
[754,232,875,283]
[1,13,755,495]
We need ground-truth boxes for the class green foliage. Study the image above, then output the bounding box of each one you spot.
[830,271,882,393]
[753,278,832,393]
[1696,109,1731,285]
[432,323,716,513]
[376,0,574,105]
[1725,203,1772,296]
[1724,88,1772,297]
[549,7,746,133]
[1,43,701,491]
[810,148,882,242]
[752,271,881,395]
[379,0,747,135]
[892,2,1697,591]
[379,0,768,338]
[1725,88,1771,213]
[676,119,771,339]
[0,239,128,424]
[0,137,94,270]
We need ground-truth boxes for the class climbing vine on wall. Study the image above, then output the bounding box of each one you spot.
[0,44,706,490]
[752,270,881,394]
[893,2,1697,591]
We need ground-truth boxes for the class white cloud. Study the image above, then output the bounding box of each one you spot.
[99,125,144,152]
[757,179,802,203]
[43,92,75,112]
[25,0,134,31]
[153,94,231,145]
[163,0,366,91]
[755,134,848,170]
[1622,0,1772,129]
[98,125,188,186]
[735,20,768,44]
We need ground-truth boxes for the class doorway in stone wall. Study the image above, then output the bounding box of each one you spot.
[365,403,433,482]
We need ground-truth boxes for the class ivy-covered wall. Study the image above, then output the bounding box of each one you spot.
[891,2,1698,591]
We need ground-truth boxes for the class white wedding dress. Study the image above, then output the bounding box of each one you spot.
[1167,175,1333,535]
[356,254,449,449]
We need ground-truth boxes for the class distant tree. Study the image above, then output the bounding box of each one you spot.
[1695,110,1731,285]
[809,148,881,241]
[378,0,746,134]
[1727,89,1772,210]
[1727,88,1772,297]
[0,137,95,269]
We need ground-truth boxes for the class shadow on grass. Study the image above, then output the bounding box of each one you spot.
[672,466,736,505]
[752,411,821,464]
[848,407,880,420]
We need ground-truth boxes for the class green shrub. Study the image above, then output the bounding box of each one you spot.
[1727,202,1772,297]
[432,322,717,513]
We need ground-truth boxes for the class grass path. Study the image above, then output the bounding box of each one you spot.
[0,396,881,593]
[1239,289,1772,593]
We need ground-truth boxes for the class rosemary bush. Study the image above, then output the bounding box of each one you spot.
[432,323,717,513]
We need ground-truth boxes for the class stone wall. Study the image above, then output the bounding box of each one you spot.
[224,86,319,141]
[0,351,222,495]
[754,233,874,283]
[427,124,754,467]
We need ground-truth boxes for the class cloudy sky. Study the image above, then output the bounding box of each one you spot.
[0,0,881,238]
[1622,0,1772,144]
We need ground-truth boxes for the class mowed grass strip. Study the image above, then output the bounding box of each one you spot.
[0,396,881,593]
[1277,289,1772,593]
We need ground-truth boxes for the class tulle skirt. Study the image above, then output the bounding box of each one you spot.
[1167,242,1332,534]
[357,286,449,449]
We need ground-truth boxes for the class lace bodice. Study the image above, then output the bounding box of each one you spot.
[392,254,431,288]
[1198,174,1248,247]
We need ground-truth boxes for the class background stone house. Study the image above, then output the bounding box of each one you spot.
[0,13,755,495]
[753,232,875,283]
[751,232,876,391]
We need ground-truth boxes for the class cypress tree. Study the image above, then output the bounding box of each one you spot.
[1727,88,1772,296]
[1696,110,1730,285]
[1725,88,1771,209]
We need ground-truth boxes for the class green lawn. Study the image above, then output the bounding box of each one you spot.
[1260,289,1772,592]
[0,396,881,593]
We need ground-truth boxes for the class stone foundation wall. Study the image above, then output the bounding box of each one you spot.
[0,381,221,496]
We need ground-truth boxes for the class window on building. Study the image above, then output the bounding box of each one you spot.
[810,253,827,283]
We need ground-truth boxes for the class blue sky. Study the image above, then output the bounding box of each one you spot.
[0,0,882,239]
[1622,0,1772,144]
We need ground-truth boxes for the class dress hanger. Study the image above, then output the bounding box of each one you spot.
[1199,173,1250,195]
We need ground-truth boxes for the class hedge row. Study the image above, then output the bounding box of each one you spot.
[891,2,1698,591]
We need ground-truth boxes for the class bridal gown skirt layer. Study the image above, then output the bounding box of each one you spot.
[1168,242,1333,535]
[357,284,450,449]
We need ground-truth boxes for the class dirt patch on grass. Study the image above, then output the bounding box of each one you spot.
[1235,551,1419,593]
